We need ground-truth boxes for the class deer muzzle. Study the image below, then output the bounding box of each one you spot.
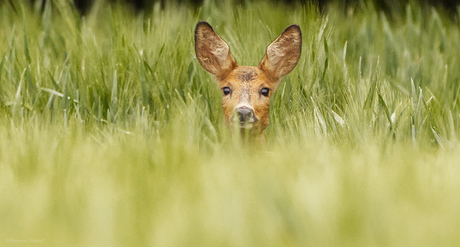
[231,106,258,128]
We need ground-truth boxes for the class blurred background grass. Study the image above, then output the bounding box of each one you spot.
[1,0,460,246]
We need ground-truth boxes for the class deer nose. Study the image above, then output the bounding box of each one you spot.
[236,106,258,123]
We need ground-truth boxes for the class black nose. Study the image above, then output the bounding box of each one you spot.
[236,107,257,123]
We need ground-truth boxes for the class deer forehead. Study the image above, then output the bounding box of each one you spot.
[222,66,270,89]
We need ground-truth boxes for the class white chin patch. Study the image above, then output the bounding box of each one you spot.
[240,123,253,129]
[231,120,254,129]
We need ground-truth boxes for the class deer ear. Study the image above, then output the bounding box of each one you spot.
[195,21,238,80]
[258,25,302,83]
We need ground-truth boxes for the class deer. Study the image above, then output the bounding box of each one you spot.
[194,21,302,141]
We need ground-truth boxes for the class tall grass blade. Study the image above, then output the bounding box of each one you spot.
[363,58,379,110]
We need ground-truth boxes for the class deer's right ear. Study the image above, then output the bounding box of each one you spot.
[195,21,238,80]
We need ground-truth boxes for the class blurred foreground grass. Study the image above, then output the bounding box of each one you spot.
[1,0,460,246]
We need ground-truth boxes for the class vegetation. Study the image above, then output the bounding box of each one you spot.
[1,0,460,246]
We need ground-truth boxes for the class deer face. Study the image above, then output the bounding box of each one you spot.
[195,22,302,136]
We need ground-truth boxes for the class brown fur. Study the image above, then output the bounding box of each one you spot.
[195,21,302,139]
[237,68,258,82]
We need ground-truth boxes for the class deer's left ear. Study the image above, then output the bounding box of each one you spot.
[258,25,302,84]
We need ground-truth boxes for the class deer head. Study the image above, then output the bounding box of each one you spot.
[195,21,302,138]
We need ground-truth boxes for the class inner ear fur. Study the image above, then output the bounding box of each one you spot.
[195,21,238,80]
[258,25,302,84]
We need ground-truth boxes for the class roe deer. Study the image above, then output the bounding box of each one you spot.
[195,21,302,140]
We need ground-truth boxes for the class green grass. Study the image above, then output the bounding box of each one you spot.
[1,0,460,246]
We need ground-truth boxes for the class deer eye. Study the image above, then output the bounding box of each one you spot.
[222,87,232,96]
[260,87,270,97]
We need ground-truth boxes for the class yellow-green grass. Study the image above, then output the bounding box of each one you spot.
[1,0,460,246]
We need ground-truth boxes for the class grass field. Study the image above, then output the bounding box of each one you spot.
[1,0,460,246]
